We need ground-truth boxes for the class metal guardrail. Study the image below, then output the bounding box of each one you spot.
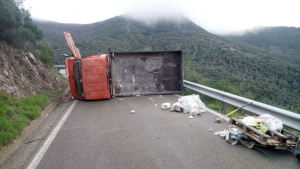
[54,65,65,68]
[184,80,300,131]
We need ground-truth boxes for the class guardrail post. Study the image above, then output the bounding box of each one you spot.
[221,102,227,114]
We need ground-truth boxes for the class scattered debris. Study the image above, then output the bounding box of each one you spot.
[161,103,171,109]
[159,95,163,98]
[118,98,123,101]
[188,116,193,119]
[170,95,206,116]
[214,125,256,147]
[214,130,228,139]
[131,110,135,114]
[209,129,212,132]
[215,116,299,159]
[62,91,74,101]
[148,98,154,101]
[226,126,243,145]
[155,104,158,106]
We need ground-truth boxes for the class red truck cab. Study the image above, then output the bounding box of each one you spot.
[64,32,110,100]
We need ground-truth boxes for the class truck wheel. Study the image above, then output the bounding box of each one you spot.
[296,153,300,161]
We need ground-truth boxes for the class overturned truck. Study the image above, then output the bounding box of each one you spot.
[63,32,183,100]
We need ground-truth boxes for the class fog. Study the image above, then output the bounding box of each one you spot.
[25,0,300,35]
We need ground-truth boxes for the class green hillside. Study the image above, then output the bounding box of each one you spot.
[35,16,300,113]
[223,27,300,57]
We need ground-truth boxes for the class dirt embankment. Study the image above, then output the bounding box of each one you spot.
[0,42,67,98]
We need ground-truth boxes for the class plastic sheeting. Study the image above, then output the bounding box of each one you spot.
[257,114,283,133]
[171,94,206,115]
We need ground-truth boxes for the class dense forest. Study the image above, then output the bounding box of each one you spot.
[35,15,300,113]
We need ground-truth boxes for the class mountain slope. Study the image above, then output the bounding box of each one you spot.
[223,27,300,64]
[34,16,300,112]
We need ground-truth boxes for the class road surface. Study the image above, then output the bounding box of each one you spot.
[21,95,299,169]
[59,69,67,78]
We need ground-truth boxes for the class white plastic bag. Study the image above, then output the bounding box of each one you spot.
[171,95,206,115]
[257,114,283,132]
[241,116,260,126]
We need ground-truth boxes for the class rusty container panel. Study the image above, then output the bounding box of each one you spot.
[111,51,183,96]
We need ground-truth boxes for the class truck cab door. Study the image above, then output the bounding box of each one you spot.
[63,32,81,59]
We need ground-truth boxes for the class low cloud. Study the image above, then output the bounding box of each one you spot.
[25,0,300,35]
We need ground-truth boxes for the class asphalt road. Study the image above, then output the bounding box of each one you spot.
[59,69,67,78]
[25,95,299,169]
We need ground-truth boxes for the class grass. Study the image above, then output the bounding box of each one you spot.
[0,93,49,149]
[207,103,221,111]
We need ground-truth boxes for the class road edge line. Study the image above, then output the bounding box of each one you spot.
[26,99,78,169]
[0,88,69,165]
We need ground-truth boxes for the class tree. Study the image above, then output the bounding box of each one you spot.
[35,41,55,64]
[0,0,22,44]
[0,0,43,48]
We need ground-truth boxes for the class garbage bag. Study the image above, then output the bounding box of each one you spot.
[171,94,206,115]
[257,114,283,133]
[241,116,260,126]
[226,127,243,145]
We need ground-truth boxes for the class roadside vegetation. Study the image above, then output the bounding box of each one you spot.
[0,0,66,148]
[0,93,49,148]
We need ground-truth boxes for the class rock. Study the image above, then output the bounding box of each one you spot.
[28,53,36,65]
[3,70,8,77]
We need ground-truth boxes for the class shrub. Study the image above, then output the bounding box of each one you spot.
[0,93,49,148]
[35,41,55,64]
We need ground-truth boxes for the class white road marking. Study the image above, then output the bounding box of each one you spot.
[27,100,78,169]
[205,108,230,121]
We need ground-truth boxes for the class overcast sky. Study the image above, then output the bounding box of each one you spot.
[24,0,300,35]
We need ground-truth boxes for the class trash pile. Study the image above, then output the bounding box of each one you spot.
[214,114,300,160]
[215,125,256,148]
[215,114,284,149]
[166,95,206,117]
[241,114,283,133]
